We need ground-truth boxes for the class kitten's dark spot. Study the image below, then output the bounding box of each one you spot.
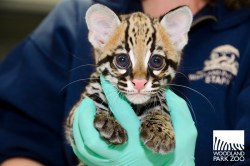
[115,45,123,50]
[152,82,159,88]
[97,55,113,66]
[146,37,152,45]
[117,87,127,91]
[164,75,172,84]
[129,37,133,45]
[150,19,156,53]
[165,58,178,70]
[119,77,126,82]
[125,20,130,52]
[146,28,149,35]
[118,81,127,87]
[157,46,163,51]
[89,94,108,108]
[102,68,109,76]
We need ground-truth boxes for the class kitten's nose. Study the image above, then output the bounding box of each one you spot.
[132,79,147,91]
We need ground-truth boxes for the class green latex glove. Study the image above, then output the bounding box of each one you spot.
[72,75,197,166]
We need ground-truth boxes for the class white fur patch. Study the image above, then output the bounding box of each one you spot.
[126,80,135,91]
[165,66,176,78]
[126,94,151,104]
[144,50,151,68]
[118,69,127,74]
[153,70,161,75]
[141,80,153,91]
[129,50,136,68]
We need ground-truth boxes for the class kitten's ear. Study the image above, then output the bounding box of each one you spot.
[160,6,193,51]
[85,4,121,48]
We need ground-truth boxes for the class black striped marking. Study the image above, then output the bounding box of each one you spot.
[213,137,244,151]
[118,81,127,88]
[89,93,108,109]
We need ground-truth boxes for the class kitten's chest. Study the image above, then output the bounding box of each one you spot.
[131,94,166,116]
[132,104,145,116]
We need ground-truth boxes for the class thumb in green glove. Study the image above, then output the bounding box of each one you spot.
[72,75,197,166]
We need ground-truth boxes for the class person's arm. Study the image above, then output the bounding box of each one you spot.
[0,0,79,165]
[1,158,43,166]
[230,49,250,165]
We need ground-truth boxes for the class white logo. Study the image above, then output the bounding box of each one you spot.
[213,130,245,162]
[188,45,240,85]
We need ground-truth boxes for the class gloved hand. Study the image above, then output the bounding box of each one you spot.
[72,75,197,166]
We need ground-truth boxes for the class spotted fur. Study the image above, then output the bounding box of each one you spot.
[65,4,193,163]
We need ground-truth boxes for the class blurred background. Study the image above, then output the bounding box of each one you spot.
[0,0,60,61]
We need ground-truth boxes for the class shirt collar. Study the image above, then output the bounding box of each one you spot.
[214,0,250,30]
[192,0,250,30]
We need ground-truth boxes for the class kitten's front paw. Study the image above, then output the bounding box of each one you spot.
[94,111,127,145]
[140,117,175,154]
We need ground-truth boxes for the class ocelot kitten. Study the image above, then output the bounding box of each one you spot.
[65,3,193,158]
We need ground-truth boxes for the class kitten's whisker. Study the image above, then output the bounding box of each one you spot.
[70,64,97,71]
[165,83,215,112]
[69,53,84,62]
[170,87,198,125]
[174,71,189,80]
[59,78,99,94]
[181,66,204,71]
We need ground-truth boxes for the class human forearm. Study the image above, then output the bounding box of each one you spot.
[2,158,43,166]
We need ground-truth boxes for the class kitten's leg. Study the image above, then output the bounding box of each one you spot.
[65,76,127,165]
[82,77,127,145]
[139,94,175,154]
[94,109,127,144]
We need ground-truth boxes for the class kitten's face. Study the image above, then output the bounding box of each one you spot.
[86,5,192,104]
[98,13,179,104]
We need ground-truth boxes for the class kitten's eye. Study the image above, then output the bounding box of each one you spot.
[115,54,131,69]
[149,55,165,70]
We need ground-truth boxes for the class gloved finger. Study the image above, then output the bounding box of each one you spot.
[165,89,197,129]
[164,89,197,165]
[100,75,140,138]
[73,147,108,166]
[165,89,197,141]
[73,98,121,160]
